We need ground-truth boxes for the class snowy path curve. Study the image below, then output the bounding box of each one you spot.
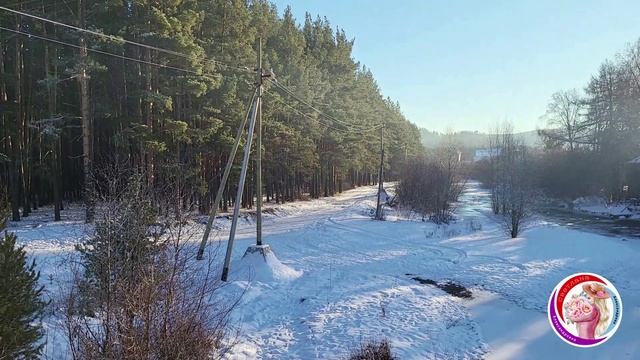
[224,182,640,359]
[9,182,640,359]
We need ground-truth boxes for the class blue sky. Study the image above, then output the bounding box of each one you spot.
[270,0,640,132]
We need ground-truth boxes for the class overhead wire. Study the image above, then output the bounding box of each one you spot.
[269,80,360,128]
[2,5,384,135]
[0,26,220,80]
[265,89,384,135]
[0,5,254,74]
[264,90,350,133]
[268,79,383,133]
[0,27,378,135]
[269,79,383,132]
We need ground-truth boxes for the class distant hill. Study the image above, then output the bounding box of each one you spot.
[420,129,541,149]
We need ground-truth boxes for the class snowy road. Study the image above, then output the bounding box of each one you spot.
[217,182,640,359]
[9,181,640,359]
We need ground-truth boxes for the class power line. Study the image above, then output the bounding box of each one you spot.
[266,90,383,135]
[0,26,218,80]
[270,80,357,128]
[0,5,253,74]
[3,5,383,134]
[269,79,381,132]
[272,80,375,130]
[269,80,382,133]
[264,90,350,133]
[2,27,382,136]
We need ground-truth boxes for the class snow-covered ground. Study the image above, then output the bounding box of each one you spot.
[573,196,640,220]
[7,181,640,359]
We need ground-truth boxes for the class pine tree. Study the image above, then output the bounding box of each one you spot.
[0,214,46,359]
[75,172,158,310]
[0,1,426,217]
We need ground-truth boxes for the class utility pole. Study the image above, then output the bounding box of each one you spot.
[375,125,384,220]
[256,37,263,246]
[221,97,259,281]
[196,90,256,260]
[219,38,268,281]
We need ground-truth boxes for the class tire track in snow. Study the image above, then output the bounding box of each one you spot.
[326,216,469,265]
[323,204,543,313]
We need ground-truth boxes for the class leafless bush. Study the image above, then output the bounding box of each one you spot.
[347,339,395,360]
[397,141,466,224]
[488,123,535,237]
[61,165,239,359]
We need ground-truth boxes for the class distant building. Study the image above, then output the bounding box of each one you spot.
[473,148,500,162]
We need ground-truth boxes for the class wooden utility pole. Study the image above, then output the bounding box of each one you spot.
[221,96,258,281]
[202,38,268,280]
[196,90,256,260]
[78,0,93,222]
[375,125,384,220]
[219,38,269,281]
[256,37,264,246]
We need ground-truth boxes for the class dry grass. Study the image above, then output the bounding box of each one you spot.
[347,339,395,360]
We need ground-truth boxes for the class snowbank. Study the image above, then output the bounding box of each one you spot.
[235,245,302,282]
[573,196,639,219]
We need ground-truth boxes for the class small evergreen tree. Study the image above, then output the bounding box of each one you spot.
[64,170,235,359]
[75,171,159,312]
[0,217,46,359]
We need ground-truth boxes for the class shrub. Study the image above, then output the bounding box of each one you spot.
[64,171,236,359]
[75,172,159,313]
[397,142,465,223]
[347,339,395,360]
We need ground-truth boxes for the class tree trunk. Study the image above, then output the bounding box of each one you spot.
[79,0,94,222]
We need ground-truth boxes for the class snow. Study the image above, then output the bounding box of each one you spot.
[573,196,640,219]
[5,182,640,359]
[235,245,303,282]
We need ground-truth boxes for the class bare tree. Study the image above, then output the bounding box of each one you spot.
[539,89,586,151]
[432,137,467,223]
[397,138,466,224]
[486,123,533,237]
[488,122,513,215]
[500,142,533,238]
